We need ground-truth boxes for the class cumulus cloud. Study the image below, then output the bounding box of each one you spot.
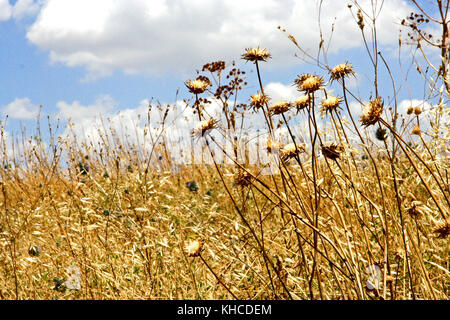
[0,0,11,21]
[1,97,39,119]
[56,94,117,121]
[12,0,44,20]
[26,0,413,80]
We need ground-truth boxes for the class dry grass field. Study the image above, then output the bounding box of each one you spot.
[0,0,448,300]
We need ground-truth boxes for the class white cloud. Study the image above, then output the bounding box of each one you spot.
[12,0,44,20]
[56,94,117,121]
[0,0,11,21]
[1,97,39,119]
[26,0,413,80]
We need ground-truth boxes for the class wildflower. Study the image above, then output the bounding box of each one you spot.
[266,139,282,154]
[281,143,304,161]
[294,95,310,112]
[433,218,450,239]
[321,143,343,160]
[360,97,384,127]
[295,74,324,93]
[412,125,421,135]
[250,92,270,111]
[65,265,81,290]
[330,63,355,81]
[28,246,41,257]
[241,47,272,62]
[270,101,291,115]
[185,240,204,257]
[193,119,218,138]
[185,76,211,94]
[321,95,342,113]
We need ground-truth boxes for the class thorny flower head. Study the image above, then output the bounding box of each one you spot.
[321,95,342,113]
[360,97,384,127]
[270,101,292,115]
[185,76,211,95]
[250,92,270,111]
[267,139,283,154]
[433,218,450,239]
[193,119,218,138]
[281,143,304,161]
[321,143,344,160]
[295,74,324,93]
[294,95,310,113]
[241,47,272,62]
[234,170,253,188]
[185,240,204,257]
[330,63,355,81]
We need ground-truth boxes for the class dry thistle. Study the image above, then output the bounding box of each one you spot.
[321,95,342,113]
[270,101,292,115]
[234,170,253,187]
[294,95,310,112]
[185,76,211,95]
[414,106,422,115]
[250,92,270,111]
[412,125,421,135]
[330,63,355,81]
[193,119,218,138]
[267,139,282,154]
[360,97,384,127]
[407,106,414,115]
[241,47,272,62]
[433,218,450,239]
[321,143,343,160]
[185,240,204,257]
[407,201,424,218]
[295,74,324,93]
[281,143,304,161]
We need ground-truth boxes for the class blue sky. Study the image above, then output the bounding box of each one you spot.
[0,0,442,153]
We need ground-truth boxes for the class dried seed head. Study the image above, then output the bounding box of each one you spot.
[433,218,450,239]
[295,74,324,93]
[407,201,424,218]
[411,125,421,135]
[193,119,218,137]
[267,139,282,154]
[281,143,304,160]
[394,248,404,260]
[250,92,270,111]
[360,97,384,126]
[375,127,387,141]
[242,47,272,62]
[185,240,204,257]
[321,95,342,112]
[330,63,355,80]
[185,76,211,94]
[414,106,422,115]
[270,101,292,115]
[321,143,343,160]
[294,95,310,112]
[234,170,253,187]
[407,106,414,115]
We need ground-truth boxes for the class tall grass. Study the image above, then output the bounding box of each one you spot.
[0,0,448,300]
